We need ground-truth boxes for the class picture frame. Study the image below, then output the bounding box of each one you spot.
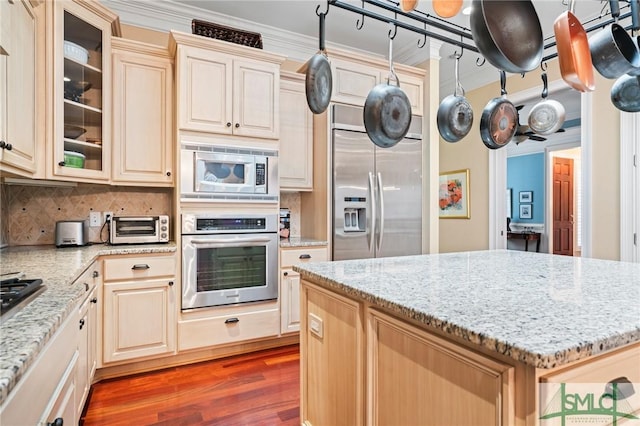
[519,204,532,219]
[519,191,533,203]
[439,169,470,219]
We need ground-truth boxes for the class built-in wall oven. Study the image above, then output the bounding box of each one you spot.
[181,213,279,310]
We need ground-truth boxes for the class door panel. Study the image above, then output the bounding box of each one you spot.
[553,157,574,256]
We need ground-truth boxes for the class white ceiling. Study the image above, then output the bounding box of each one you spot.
[105,0,631,135]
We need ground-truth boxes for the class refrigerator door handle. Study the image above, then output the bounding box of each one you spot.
[368,172,376,254]
[376,172,385,252]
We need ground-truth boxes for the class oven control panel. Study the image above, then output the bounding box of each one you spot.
[182,213,278,234]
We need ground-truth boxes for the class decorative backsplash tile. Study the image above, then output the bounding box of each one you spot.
[280,192,300,237]
[1,183,172,246]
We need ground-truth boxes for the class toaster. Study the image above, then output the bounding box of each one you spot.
[55,220,88,247]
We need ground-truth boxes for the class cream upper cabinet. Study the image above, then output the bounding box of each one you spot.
[111,38,173,186]
[45,0,119,183]
[103,254,177,364]
[279,71,313,191]
[170,31,285,140]
[0,0,38,176]
[327,49,425,116]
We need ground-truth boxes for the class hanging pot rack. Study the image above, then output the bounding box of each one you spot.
[321,0,634,67]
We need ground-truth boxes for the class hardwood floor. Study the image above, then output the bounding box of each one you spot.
[82,345,300,426]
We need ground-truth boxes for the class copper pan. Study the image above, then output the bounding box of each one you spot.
[400,0,418,12]
[433,0,462,18]
[553,0,595,92]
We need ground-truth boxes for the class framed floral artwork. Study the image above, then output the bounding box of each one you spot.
[439,169,470,219]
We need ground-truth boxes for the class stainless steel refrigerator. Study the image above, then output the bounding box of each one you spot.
[332,104,422,261]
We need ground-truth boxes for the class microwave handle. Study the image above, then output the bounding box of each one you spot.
[189,237,273,246]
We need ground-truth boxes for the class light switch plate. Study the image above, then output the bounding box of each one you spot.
[308,313,323,338]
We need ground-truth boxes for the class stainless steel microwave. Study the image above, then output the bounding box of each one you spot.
[109,215,170,245]
[180,143,278,202]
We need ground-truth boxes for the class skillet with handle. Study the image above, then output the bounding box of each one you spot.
[480,71,517,150]
[528,72,566,136]
[304,12,332,114]
[610,0,640,112]
[437,53,473,143]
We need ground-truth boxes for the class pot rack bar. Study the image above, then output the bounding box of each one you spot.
[324,0,634,66]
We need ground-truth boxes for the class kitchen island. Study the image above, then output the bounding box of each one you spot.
[294,250,640,425]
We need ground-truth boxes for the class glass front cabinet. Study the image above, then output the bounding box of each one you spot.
[46,1,119,181]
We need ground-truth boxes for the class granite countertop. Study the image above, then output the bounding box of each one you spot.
[294,250,640,369]
[0,242,177,405]
[279,237,328,248]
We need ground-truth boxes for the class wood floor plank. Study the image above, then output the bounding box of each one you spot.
[82,345,300,425]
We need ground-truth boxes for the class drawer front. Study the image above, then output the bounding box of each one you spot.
[178,308,280,350]
[281,247,328,268]
[104,255,176,281]
[540,343,640,385]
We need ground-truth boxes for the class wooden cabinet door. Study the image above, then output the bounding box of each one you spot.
[178,46,232,134]
[330,58,379,106]
[368,309,514,426]
[301,282,364,426]
[0,0,37,176]
[394,71,424,116]
[103,278,176,363]
[232,59,279,139]
[112,41,173,186]
[280,269,301,333]
[279,73,313,190]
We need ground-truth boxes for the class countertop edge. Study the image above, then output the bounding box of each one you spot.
[294,267,640,369]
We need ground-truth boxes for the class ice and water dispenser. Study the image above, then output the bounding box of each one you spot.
[342,197,366,232]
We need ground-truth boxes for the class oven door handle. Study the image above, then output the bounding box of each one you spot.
[189,237,273,247]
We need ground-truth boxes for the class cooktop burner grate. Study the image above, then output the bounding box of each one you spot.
[1,278,44,316]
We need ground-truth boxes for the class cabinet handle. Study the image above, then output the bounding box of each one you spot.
[91,297,97,303]
[92,270,99,278]
[226,122,232,127]
[224,317,240,324]
[168,281,174,286]
[283,271,288,276]
[299,254,311,259]
[47,418,63,426]
[234,123,240,128]
[58,161,66,167]
[166,171,171,177]
[79,319,85,330]
[132,264,150,270]
[605,376,636,400]
[84,282,89,291]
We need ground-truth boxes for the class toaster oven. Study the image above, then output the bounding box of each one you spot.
[109,215,170,245]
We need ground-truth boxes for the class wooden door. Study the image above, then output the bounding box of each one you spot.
[233,59,279,139]
[553,157,574,256]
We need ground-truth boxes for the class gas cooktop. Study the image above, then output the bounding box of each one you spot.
[0,274,45,320]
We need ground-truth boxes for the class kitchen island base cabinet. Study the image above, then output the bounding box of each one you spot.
[301,283,364,426]
[368,310,514,425]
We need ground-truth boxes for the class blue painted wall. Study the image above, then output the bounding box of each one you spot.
[507,153,545,223]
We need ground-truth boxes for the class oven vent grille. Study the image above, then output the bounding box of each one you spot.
[181,143,278,158]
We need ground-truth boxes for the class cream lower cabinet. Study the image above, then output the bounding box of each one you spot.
[0,0,38,176]
[111,38,173,186]
[280,246,328,334]
[172,33,285,140]
[103,254,177,364]
[279,71,313,191]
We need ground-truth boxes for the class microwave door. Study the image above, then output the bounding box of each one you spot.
[194,154,255,194]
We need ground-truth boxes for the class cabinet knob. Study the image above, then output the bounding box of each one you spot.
[283,271,288,276]
[79,319,85,330]
[47,418,64,426]
[91,297,97,303]
[234,123,240,128]
[166,171,171,177]
[132,264,150,270]
[605,376,636,400]
[5,143,12,151]
[168,281,174,286]
[224,317,240,324]
[58,161,66,167]
[0,141,5,149]
[226,122,232,127]
[92,270,99,278]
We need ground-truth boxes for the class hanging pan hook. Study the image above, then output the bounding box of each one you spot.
[315,1,329,17]
[356,0,365,30]
[388,22,398,40]
[417,22,427,47]
[476,56,486,67]
[540,61,548,72]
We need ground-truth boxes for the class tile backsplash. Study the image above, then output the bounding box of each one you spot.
[280,192,301,238]
[0,183,172,246]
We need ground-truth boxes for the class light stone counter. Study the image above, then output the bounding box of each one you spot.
[0,243,177,404]
[279,237,328,248]
[294,249,640,369]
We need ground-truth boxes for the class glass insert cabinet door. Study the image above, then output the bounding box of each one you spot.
[51,1,116,181]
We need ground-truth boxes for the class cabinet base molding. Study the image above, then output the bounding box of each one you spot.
[93,335,298,382]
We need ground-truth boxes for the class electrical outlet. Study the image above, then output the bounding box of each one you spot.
[104,212,113,223]
[89,211,101,227]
